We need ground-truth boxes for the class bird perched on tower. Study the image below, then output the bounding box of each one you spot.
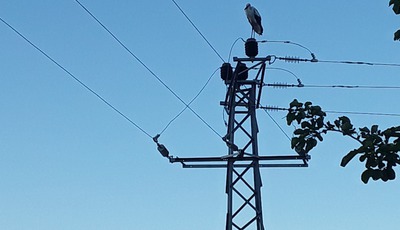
[244,3,263,37]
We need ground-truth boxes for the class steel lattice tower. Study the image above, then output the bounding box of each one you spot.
[224,77,264,229]
[167,55,310,230]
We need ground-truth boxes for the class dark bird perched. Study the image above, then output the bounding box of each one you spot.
[244,3,263,37]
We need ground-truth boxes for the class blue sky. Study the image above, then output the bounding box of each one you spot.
[1,1,399,229]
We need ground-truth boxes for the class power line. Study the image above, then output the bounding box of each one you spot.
[325,110,400,117]
[159,67,219,135]
[74,0,223,139]
[262,109,291,141]
[276,55,400,67]
[262,106,400,118]
[301,84,400,89]
[256,40,400,67]
[318,59,400,67]
[259,40,315,57]
[240,84,292,141]
[228,37,245,62]
[264,82,400,90]
[73,0,178,101]
[170,0,225,62]
[0,16,153,139]
[266,67,302,82]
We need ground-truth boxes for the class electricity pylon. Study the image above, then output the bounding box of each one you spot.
[166,54,310,229]
[223,60,266,229]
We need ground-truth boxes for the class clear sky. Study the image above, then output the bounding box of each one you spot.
[1,1,399,229]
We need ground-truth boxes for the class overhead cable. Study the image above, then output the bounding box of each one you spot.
[301,84,400,89]
[159,67,219,135]
[262,109,292,141]
[318,59,400,67]
[171,0,225,62]
[228,37,246,62]
[259,40,316,59]
[74,0,223,139]
[276,55,400,67]
[241,85,292,142]
[0,16,153,139]
[257,40,400,67]
[264,82,400,90]
[324,110,400,117]
[262,106,400,117]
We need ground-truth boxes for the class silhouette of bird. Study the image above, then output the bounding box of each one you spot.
[244,3,263,37]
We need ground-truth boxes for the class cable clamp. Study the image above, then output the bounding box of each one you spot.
[153,134,170,158]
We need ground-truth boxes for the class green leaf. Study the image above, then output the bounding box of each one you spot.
[334,120,340,128]
[366,156,379,168]
[378,161,385,170]
[339,116,351,124]
[316,117,324,129]
[387,168,396,180]
[326,121,335,130]
[389,0,400,14]
[294,129,307,135]
[359,154,367,162]
[305,138,317,153]
[295,112,305,124]
[340,149,359,167]
[286,112,296,126]
[310,105,322,115]
[361,169,372,184]
[361,169,382,182]
[371,169,382,181]
[295,139,306,154]
[371,125,379,134]
[359,127,370,133]
[363,139,373,148]
[316,133,324,141]
[291,137,300,149]
[301,121,311,129]
[341,122,355,135]
[289,99,302,108]
[394,29,400,41]
[381,170,389,181]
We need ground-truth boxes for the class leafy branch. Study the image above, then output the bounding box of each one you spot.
[389,0,400,40]
[287,99,400,183]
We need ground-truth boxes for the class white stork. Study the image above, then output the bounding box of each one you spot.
[244,3,263,37]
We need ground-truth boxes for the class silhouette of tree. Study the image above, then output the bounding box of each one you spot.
[389,0,400,40]
[287,99,400,183]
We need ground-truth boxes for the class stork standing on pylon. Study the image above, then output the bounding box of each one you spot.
[244,3,263,38]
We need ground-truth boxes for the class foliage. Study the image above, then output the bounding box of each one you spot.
[287,99,400,183]
[389,0,400,40]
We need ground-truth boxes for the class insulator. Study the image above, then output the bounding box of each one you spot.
[272,82,289,88]
[220,63,233,81]
[284,56,300,63]
[245,38,258,58]
[264,105,280,111]
[157,143,169,157]
[236,62,248,80]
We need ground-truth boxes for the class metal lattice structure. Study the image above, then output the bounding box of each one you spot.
[224,77,265,230]
[168,56,310,230]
